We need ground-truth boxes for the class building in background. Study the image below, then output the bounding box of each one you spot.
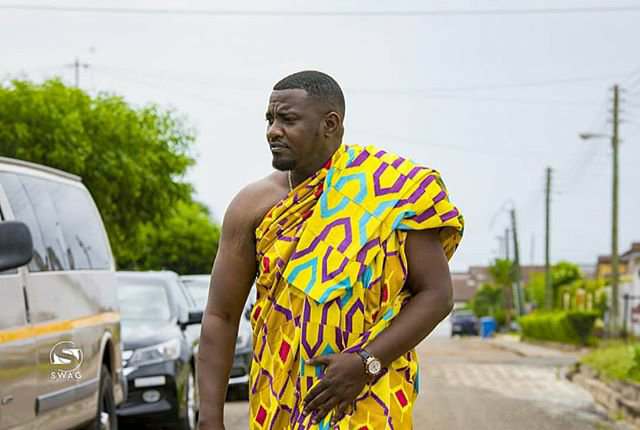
[619,243,640,334]
[596,255,629,282]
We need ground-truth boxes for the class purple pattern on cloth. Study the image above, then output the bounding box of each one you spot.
[345,299,365,333]
[373,163,409,196]
[412,206,437,223]
[348,149,370,167]
[371,392,395,430]
[291,218,353,259]
[322,247,350,282]
[391,156,406,169]
[440,208,460,222]
[357,238,380,263]
[433,190,447,204]
[374,149,387,158]
[274,301,293,321]
[396,174,436,207]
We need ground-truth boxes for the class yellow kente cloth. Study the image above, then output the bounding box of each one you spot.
[250,144,463,429]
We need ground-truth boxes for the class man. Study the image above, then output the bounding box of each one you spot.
[197,71,463,430]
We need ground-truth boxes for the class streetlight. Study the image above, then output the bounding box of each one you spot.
[579,132,609,140]
[579,128,620,334]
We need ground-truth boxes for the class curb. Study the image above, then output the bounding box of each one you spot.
[569,364,640,429]
[487,336,571,358]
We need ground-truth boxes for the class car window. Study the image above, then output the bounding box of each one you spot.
[185,284,208,309]
[117,283,172,321]
[48,181,111,270]
[3,173,111,271]
[16,175,69,270]
[173,280,195,312]
[0,172,49,271]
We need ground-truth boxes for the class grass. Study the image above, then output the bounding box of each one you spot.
[581,341,640,384]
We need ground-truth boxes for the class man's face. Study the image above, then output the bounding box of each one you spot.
[265,89,325,171]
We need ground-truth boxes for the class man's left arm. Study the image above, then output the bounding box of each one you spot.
[363,228,454,365]
[303,229,453,424]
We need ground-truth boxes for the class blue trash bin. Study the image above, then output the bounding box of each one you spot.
[480,316,496,338]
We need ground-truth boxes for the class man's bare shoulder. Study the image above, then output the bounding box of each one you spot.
[225,171,289,231]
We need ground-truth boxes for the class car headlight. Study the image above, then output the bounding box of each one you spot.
[127,338,181,367]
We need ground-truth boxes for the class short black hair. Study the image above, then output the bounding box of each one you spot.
[273,71,345,117]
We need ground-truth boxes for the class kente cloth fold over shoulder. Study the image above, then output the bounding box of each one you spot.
[282,144,464,304]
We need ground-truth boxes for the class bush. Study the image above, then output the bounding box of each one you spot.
[581,342,640,383]
[519,310,599,346]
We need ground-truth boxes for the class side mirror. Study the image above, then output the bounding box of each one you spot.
[0,221,33,272]
[180,310,203,329]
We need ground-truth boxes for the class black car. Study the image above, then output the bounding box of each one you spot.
[180,274,255,399]
[451,310,479,336]
[116,271,202,430]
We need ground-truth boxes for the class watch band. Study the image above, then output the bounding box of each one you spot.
[356,349,381,377]
[356,349,373,363]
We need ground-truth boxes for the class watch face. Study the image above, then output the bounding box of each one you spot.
[367,359,382,375]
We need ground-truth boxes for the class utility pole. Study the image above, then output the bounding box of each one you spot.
[511,208,524,316]
[504,228,510,260]
[578,84,622,334]
[610,84,620,333]
[530,234,535,265]
[65,57,89,88]
[544,167,553,309]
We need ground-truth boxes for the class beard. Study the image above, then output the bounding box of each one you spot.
[272,154,296,171]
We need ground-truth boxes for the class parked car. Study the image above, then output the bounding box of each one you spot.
[116,271,202,430]
[179,275,210,310]
[180,275,255,399]
[0,157,125,430]
[451,309,480,336]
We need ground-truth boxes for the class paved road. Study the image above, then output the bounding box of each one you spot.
[223,326,624,429]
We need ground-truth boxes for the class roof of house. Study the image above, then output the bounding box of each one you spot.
[622,243,640,260]
[451,272,477,302]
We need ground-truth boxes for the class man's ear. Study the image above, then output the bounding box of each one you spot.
[323,112,342,137]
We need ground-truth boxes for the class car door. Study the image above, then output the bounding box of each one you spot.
[14,173,113,430]
[0,172,39,430]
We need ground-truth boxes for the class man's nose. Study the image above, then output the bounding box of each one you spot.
[266,121,284,142]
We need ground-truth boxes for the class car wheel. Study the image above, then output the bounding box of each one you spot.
[176,370,197,430]
[85,365,118,430]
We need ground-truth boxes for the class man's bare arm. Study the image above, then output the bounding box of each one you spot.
[197,190,259,430]
[364,228,454,366]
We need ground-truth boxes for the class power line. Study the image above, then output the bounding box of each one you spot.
[351,73,634,93]
[90,65,602,106]
[96,63,631,93]
[2,4,640,17]
[351,91,600,106]
[13,63,632,106]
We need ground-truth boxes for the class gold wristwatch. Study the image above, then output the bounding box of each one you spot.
[356,349,382,377]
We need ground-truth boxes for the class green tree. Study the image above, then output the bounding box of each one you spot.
[525,261,585,310]
[470,283,502,317]
[552,261,582,289]
[0,79,219,271]
[489,258,515,323]
[128,200,220,274]
[526,273,546,309]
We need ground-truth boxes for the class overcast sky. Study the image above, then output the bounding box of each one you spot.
[2,0,639,272]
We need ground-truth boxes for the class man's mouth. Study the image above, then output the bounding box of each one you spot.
[269,143,288,153]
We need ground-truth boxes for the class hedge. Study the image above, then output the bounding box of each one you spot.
[519,310,599,346]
